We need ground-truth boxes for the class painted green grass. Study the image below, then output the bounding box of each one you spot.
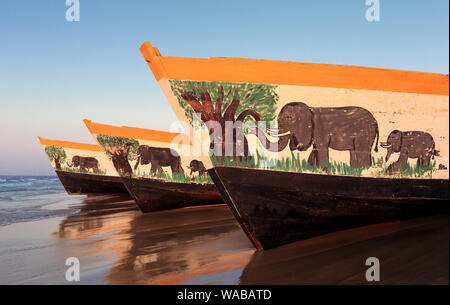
[210,152,367,176]
[211,155,259,168]
[400,161,437,178]
[210,152,436,178]
[61,166,107,175]
[269,152,370,176]
[370,157,437,178]
[132,169,213,184]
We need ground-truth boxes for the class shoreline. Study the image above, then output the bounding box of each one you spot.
[0,193,447,285]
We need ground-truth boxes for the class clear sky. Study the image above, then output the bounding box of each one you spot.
[0,0,448,175]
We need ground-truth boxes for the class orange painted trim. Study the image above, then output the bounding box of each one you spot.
[37,136,102,152]
[140,42,166,82]
[140,41,449,96]
[83,119,189,144]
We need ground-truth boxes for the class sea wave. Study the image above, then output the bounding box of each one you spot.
[0,196,14,201]
[0,176,63,193]
[0,176,79,226]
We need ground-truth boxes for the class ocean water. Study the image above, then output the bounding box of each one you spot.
[0,176,81,226]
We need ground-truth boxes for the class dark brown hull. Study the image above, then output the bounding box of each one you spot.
[121,177,224,213]
[209,167,449,250]
[56,170,129,195]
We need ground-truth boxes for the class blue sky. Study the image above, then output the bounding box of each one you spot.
[0,0,448,175]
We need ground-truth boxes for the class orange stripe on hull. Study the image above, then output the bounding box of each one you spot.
[83,119,189,144]
[37,136,102,152]
[140,41,449,96]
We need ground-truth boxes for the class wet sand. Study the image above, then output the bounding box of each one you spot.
[241,214,449,285]
[0,195,254,284]
[0,194,447,284]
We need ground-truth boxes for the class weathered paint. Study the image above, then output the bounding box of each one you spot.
[37,136,128,194]
[84,120,209,182]
[38,136,119,177]
[140,42,449,180]
[84,120,223,212]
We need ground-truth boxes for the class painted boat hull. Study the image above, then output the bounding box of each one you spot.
[56,170,129,195]
[120,177,224,213]
[209,167,449,250]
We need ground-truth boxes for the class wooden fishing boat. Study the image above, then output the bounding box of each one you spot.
[38,137,129,195]
[83,120,224,212]
[139,41,449,250]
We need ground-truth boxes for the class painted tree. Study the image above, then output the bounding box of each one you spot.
[170,80,278,161]
[96,134,139,177]
[44,146,67,170]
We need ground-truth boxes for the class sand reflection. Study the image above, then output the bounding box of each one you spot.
[54,195,254,284]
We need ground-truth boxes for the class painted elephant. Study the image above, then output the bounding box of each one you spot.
[134,145,184,174]
[67,156,100,173]
[188,160,207,176]
[380,130,439,174]
[252,102,379,168]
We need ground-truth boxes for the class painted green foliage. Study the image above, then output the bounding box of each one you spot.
[170,80,278,126]
[97,134,139,177]
[170,80,278,160]
[45,145,67,170]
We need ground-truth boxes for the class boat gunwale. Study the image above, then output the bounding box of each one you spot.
[38,136,102,152]
[83,119,190,145]
[140,41,449,96]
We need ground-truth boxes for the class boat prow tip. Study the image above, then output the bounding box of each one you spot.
[140,42,164,81]
[140,41,160,57]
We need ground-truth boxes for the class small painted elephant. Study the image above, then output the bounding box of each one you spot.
[134,145,184,174]
[188,160,207,176]
[67,156,100,173]
[380,130,439,174]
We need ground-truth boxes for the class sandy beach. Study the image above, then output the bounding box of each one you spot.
[0,193,447,285]
[0,194,254,284]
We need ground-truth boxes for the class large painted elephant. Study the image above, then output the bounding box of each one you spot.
[380,130,439,174]
[134,145,184,174]
[188,160,207,176]
[252,102,379,168]
[67,156,100,173]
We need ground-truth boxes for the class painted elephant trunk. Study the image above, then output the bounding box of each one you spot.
[380,142,393,162]
[134,156,141,170]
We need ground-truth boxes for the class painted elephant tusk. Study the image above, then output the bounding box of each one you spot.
[268,130,290,137]
[380,142,392,148]
[266,128,289,135]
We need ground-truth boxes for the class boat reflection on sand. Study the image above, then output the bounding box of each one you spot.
[240,214,449,285]
[54,195,254,284]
